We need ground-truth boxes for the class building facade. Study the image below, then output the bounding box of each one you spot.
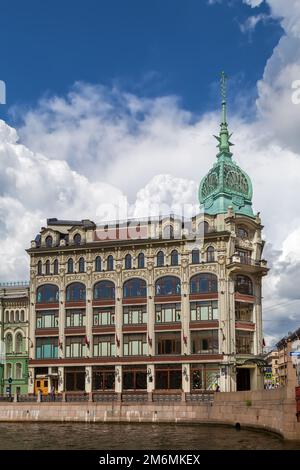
[277,328,300,388]
[26,79,268,397]
[0,283,30,395]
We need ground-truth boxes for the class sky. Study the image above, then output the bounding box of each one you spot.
[0,0,300,346]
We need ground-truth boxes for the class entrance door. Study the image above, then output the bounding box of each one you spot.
[34,378,49,395]
[236,368,251,391]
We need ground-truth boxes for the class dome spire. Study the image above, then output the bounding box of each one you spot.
[214,71,234,157]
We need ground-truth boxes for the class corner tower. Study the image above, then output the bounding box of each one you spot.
[199,72,254,218]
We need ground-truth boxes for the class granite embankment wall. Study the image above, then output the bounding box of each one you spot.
[0,388,299,441]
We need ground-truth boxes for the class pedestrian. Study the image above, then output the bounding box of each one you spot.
[50,384,55,402]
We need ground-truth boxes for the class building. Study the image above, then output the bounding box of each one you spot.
[0,283,30,395]
[277,328,300,388]
[26,75,268,397]
[265,349,279,387]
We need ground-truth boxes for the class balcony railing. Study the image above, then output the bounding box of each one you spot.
[0,281,29,287]
[229,256,267,268]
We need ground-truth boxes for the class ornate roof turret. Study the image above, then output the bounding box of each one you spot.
[199,72,254,218]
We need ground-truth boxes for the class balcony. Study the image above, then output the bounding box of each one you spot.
[227,255,268,274]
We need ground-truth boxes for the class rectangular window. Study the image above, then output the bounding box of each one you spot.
[123,334,147,356]
[236,331,253,354]
[93,335,115,357]
[36,310,59,329]
[93,308,115,326]
[155,303,181,323]
[190,301,218,322]
[191,364,219,391]
[36,338,58,359]
[65,309,86,327]
[155,332,181,355]
[123,366,147,390]
[236,249,252,264]
[123,305,147,325]
[235,302,253,322]
[191,330,219,354]
[65,336,86,358]
[65,367,85,391]
[92,366,115,391]
[155,365,182,389]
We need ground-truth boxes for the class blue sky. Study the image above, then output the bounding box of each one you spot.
[1,0,300,345]
[0,0,282,121]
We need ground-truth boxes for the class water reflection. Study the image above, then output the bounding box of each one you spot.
[0,423,299,450]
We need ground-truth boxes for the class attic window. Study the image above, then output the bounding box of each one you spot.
[45,236,53,247]
[74,233,81,245]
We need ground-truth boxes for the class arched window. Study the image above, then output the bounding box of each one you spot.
[190,273,218,294]
[53,259,59,275]
[163,225,174,239]
[20,310,25,322]
[207,246,215,262]
[73,233,81,245]
[45,260,50,275]
[235,275,253,295]
[125,254,132,270]
[171,250,179,266]
[155,276,181,296]
[95,256,101,272]
[45,235,53,247]
[93,280,115,300]
[5,334,13,354]
[15,310,19,323]
[198,221,209,235]
[67,258,74,273]
[36,284,59,303]
[138,252,145,268]
[16,363,22,380]
[16,333,23,353]
[107,255,114,271]
[37,260,42,275]
[78,257,85,273]
[66,282,86,302]
[10,311,14,323]
[6,363,12,380]
[237,227,248,238]
[192,249,200,264]
[5,311,9,323]
[157,251,164,267]
[123,278,147,298]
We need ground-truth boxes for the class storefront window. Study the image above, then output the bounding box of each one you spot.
[65,367,85,391]
[155,365,182,389]
[92,366,115,391]
[191,364,219,391]
[123,366,147,390]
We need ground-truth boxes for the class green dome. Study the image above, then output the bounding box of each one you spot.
[199,72,254,218]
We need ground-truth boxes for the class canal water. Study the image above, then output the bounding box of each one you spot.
[0,423,300,450]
